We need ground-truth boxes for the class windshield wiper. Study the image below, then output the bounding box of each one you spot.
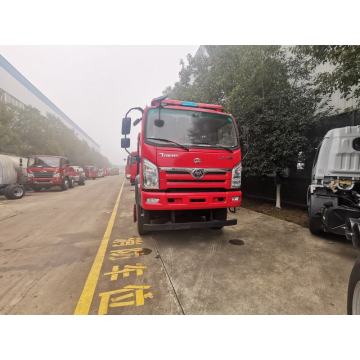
[147,137,189,151]
[192,142,234,153]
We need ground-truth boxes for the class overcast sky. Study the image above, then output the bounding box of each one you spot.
[0,46,198,164]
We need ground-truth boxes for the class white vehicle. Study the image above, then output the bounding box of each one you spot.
[0,154,26,200]
[307,126,360,246]
[69,165,86,185]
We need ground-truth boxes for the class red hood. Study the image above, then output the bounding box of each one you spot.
[154,147,241,169]
[28,167,59,173]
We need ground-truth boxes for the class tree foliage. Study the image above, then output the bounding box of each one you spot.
[0,103,110,167]
[165,46,323,178]
[294,45,360,105]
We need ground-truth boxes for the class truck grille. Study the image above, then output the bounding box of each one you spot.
[162,168,229,175]
[160,167,230,190]
[34,172,54,178]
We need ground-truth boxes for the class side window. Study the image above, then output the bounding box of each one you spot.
[218,122,235,147]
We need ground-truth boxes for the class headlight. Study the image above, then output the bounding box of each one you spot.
[143,159,159,189]
[231,162,242,188]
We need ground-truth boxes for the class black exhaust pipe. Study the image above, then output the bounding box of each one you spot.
[345,218,360,248]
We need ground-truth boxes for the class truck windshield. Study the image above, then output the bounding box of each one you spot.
[145,108,238,149]
[31,156,61,168]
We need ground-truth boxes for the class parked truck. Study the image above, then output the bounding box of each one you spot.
[307,126,360,247]
[68,165,86,186]
[110,167,120,176]
[27,155,75,191]
[121,96,242,235]
[0,154,27,200]
[84,165,97,180]
[125,151,138,185]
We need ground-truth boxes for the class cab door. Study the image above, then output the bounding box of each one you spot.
[68,166,79,182]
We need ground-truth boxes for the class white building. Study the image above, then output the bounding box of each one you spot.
[0,54,100,151]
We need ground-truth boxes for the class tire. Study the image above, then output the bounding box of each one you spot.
[137,204,149,235]
[79,179,85,186]
[347,258,360,315]
[4,184,25,200]
[309,216,323,235]
[61,177,70,191]
[308,193,323,235]
[68,178,74,188]
[211,208,227,230]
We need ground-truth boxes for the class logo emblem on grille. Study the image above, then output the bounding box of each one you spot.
[193,157,201,164]
[191,168,205,179]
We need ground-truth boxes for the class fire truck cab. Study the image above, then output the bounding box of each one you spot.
[121,96,242,235]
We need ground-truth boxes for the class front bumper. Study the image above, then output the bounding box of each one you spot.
[143,218,237,231]
[30,177,63,186]
[323,205,360,236]
[141,190,242,210]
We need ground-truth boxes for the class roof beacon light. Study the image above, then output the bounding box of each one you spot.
[181,101,198,107]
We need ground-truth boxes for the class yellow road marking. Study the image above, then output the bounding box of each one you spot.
[74,179,125,315]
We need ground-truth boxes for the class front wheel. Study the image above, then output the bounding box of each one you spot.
[137,204,149,235]
[211,208,227,230]
[309,215,323,235]
[347,258,360,315]
[61,177,70,191]
[308,193,323,235]
[5,184,25,200]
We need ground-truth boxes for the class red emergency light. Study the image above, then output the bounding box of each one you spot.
[151,97,224,112]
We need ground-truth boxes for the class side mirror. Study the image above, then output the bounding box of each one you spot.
[121,138,130,148]
[122,117,131,135]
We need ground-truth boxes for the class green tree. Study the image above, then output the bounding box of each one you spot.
[0,103,19,153]
[0,102,110,168]
[294,45,360,105]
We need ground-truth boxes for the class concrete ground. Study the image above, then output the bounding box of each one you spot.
[0,176,358,314]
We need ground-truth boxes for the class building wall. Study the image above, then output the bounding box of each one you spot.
[0,55,100,152]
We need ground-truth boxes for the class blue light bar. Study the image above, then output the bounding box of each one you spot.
[181,101,198,107]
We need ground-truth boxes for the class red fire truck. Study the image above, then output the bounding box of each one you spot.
[125,151,138,185]
[121,96,242,235]
[27,155,75,191]
[84,165,97,180]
